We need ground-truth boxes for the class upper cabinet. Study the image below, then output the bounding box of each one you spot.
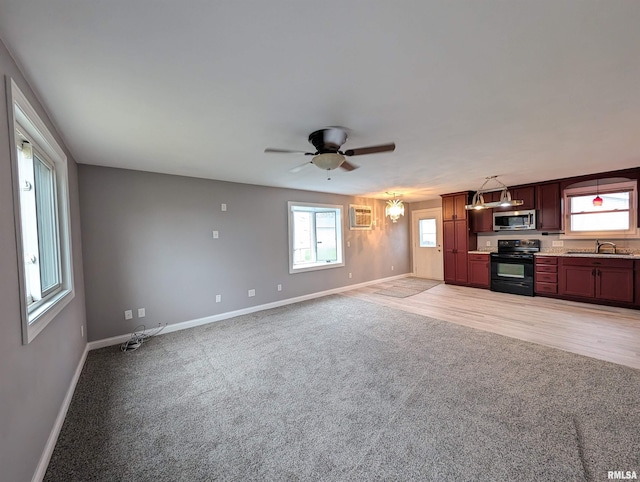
[470,191,498,233]
[442,192,468,221]
[494,186,535,211]
[536,182,562,231]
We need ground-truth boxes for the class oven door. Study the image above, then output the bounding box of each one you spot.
[490,253,535,296]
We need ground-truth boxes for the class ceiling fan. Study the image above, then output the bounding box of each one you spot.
[264,127,396,175]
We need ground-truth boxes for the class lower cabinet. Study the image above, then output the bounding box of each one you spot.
[559,257,634,304]
[535,256,558,295]
[468,253,490,288]
[636,260,640,307]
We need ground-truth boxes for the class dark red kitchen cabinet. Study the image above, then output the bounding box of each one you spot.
[441,192,476,285]
[635,260,640,306]
[443,219,469,284]
[559,264,595,298]
[597,266,634,303]
[468,253,490,288]
[442,192,468,221]
[535,256,558,295]
[470,191,497,233]
[559,257,634,303]
[536,182,562,231]
[494,186,535,211]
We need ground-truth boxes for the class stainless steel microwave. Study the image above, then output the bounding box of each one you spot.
[493,209,536,231]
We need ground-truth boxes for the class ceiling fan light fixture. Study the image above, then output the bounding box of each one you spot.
[312,152,344,170]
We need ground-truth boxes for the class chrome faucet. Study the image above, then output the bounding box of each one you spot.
[595,240,616,253]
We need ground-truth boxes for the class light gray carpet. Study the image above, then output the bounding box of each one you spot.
[45,295,640,481]
[374,277,442,298]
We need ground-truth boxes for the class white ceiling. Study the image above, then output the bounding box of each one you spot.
[1,1,639,202]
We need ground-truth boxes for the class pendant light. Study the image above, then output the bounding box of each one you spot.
[464,176,524,210]
[592,179,603,207]
[385,193,405,223]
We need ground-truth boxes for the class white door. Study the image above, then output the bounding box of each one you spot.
[412,208,444,280]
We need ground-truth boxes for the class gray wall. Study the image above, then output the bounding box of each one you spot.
[0,41,87,481]
[79,166,411,342]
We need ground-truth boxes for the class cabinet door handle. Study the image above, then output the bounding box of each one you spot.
[591,268,596,276]
[597,269,601,277]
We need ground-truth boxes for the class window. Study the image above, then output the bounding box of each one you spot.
[418,218,437,247]
[288,202,344,273]
[8,79,74,344]
[563,179,637,238]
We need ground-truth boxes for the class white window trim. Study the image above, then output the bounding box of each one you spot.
[287,201,345,274]
[6,77,75,344]
[561,179,638,239]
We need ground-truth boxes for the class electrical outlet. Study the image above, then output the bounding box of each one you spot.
[486,241,491,246]
[221,203,227,211]
[124,310,133,320]
[215,294,221,303]
[212,230,219,239]
[138,308,146,318]
[552,240,564,247]
[277,284,282,291]
[347,241,351,247]
[391,265,394,271]
[349,272,352,279]
[248,289,256,297]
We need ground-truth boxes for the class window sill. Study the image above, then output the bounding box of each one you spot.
[25,288,75,343]
[290,261,345,274]
[560,229,639,240]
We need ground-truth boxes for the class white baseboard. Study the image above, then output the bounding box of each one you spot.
[32,344,89,482]
[88,273,410,351]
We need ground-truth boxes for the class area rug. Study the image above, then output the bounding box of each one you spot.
[374,276,442,298]
[45,294,640,481]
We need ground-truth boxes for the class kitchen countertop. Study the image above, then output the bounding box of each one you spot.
[535,252,640,259]
[468,250,640,258]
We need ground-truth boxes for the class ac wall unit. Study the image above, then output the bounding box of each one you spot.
[349,205,372,230]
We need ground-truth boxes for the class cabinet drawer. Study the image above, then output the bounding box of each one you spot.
[536,272,557,283]
[535,256,558,265]
[536,282,558,294]
[468,253,489,261]
[560,257,634,269]
[536,265,558,273]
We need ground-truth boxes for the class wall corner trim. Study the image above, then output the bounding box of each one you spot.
[88,273,411,351]
[32,344,89,482]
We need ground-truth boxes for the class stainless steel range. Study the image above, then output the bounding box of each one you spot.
[490,239,540,296]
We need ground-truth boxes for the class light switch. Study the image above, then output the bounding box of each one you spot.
[212,230,219,239]
[221,203,227,212]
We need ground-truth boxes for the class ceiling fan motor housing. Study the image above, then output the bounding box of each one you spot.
[308,128,347,153]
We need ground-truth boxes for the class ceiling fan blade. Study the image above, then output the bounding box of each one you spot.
[289,161,313,173]
[265,148,314,155]
[343,143,396,156]
[339,160,359,171]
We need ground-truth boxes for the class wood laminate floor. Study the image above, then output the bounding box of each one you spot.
[342,279,640,370]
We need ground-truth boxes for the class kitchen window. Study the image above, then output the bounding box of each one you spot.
[288,202,344,273]
[8,79,75,344]
[563,180,637,238]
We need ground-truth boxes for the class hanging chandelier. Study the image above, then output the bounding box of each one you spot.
[385,194,405,223]
[464,176,525,210]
